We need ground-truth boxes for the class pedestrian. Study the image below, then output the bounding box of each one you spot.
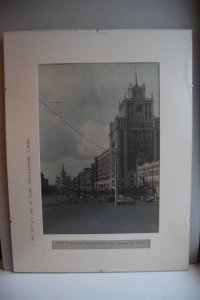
[65,192,69,202]
[69,195,72,204]
[85,195,88,203]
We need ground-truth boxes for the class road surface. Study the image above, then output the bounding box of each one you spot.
[42,194,159,234]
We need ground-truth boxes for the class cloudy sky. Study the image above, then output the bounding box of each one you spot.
[38,63,159,185]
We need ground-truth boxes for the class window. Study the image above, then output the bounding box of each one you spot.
[136,105,142,112]
[138,131,143,140]
[128,130,134,141]
[147,131,152,140]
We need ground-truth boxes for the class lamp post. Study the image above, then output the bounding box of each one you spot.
[151,161,155,201]
[112,149,119,208]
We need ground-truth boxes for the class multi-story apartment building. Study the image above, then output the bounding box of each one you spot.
[73,164,94,192]
[109,75,159,189]
[94,149,112,191]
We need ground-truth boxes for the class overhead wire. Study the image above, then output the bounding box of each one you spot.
[39,99,106,151]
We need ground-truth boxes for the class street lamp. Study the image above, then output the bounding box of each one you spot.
[112,149,119,208]
[151,162,156,201]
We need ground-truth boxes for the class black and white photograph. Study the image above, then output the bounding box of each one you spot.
[39,63,160,234]
[4,30,192,272]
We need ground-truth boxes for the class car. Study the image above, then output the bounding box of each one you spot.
[80,193,86,200]
[106,196,115,203]
[117,196,136,206]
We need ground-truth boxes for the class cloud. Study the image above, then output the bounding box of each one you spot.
[75,120,109,157]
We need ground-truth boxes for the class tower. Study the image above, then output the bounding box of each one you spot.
[55,164,72,191]
[109,72,159,188]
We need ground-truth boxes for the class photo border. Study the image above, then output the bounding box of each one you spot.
[4,30,192,272]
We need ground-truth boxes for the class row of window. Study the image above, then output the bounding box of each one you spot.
[127,115,153,120]
[118,119,154,129]
[128,121,153,128]
[138,169,159,178]
[128,130,153,137]
[145,180,159,188]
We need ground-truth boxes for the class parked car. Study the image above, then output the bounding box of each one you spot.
[80,193,86,200]
[106,196,115,203]
[117,196,136,206]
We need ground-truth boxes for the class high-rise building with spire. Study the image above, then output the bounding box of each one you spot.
[109,72,159,189]
[55,164,72,191]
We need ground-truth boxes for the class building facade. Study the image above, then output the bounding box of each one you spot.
[109,75,159,189]
[137,160,159,201]
[73,164,94,192]
[94,149,113,192]
[41,173,49,195]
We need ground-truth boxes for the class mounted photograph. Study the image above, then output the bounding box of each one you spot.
[4,30,192,272]
[38,63,160,234]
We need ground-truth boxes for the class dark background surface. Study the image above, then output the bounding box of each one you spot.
[0,0,199,270]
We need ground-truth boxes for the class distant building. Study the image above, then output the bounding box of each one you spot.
[55,164,72,192]
[137,161,159,201]
[94,149,112,191]
[73,175,80,192]
[73,164,94,192]
[41,173,49,195]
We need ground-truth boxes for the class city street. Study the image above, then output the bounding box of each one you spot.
[42,194,159,234]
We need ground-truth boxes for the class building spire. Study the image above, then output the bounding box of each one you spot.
[62,162,64,172]
[134,67,138,86]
